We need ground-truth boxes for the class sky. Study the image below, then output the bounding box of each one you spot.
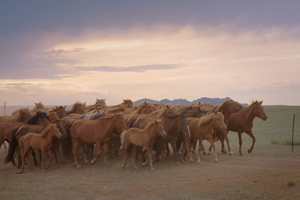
[1,0,300,106]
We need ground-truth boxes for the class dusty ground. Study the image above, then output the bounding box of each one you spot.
[0,141,299,200]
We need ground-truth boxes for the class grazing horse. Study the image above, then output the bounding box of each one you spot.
[70,114,127,167]
[121,120,167,170]
[227,100,267,156]
[52,106,68,119]
[188,112,227,163]
[17,124,62,174]
[0,108,32,126]
[133,114,191,163]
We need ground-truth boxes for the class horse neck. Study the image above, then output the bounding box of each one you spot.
[15,113,23,122]
[40,126,51,138]
[199,118,215,133]
[244,106,256,123]
[99,116,117,134]
[163,116,178,133]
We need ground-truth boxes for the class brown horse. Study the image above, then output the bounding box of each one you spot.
[133,114,191,163]
[5,111,67,168]
[227,100,267,156]
[203,99,244,155]
[17,124,62,174]
[52,106,68,119]
[0,111,49,153]
[32,102,49,112]
[0,108,32,126]
[67,102,86,115]
[188,112,226,163]
[70,113,127,167]
[121,120,167,170]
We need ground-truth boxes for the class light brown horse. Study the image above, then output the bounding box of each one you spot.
[0,108,32,126]
[17,124,62,174]
[32,102,49,112]
[204,99,244,155]
[188,112,226,163]
[227,100,267,156]
[70,113,127,167]
[121,120,167,170]
[66,102,86,115]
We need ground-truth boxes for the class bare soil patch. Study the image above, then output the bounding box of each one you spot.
[0,142,299,200]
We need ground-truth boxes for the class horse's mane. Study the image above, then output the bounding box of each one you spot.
[163,114,181,119]
[244,100,260,110]
[40,124,56,138]
[198,112,222,127]
[70,102,86,112]
[25,111,49,124]
[217,100,234,113]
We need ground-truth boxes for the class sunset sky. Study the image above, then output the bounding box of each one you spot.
[1,1,300,106]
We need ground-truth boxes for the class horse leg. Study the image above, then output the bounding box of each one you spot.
[82,144,88,163]
[32,150,38,166]
[197,139,203,164]
[146,147,154,171]
[208,138,218,162]
[131,145,138,169]
[17,146,23,169]
[238,132,244,156]
[103,142,109,165]
[246,130,256,154]
[45,149,53,170]
[90,142,101,165]
[41,150,46,172]
[224,132,233,155]
[17,147,30,174]
[25,149,33,170]
[71,137,80,168]
[170,139,178,163]
[122,143,132,168]
[182,137,193,163]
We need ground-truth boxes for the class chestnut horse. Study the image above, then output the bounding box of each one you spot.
[52,106,68,119]
[0,108,32,127]
[5,112,67,168]
[0,111,49,151]
[133,114,191,163]
[67,102,86,115]
[70,113,127,167]
[17,124,62,174]
[188,112,226,163]
[120,120,167,170]
[227,100,267,156]
[205,99,244,155]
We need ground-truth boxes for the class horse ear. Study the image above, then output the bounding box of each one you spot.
[260,100,263,104]
[64,105,67,109]
[34,102,37,105]
[214,111,217,115]
[84,102,86,106]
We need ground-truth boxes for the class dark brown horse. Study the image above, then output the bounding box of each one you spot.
[121,120,167,170]
[52,106,68,119]
[227,100,267,156]
[70,114,127,167]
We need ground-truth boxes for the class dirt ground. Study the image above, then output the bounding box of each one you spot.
[0,141,299,200]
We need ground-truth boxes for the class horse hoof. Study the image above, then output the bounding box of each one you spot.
[202,152,206,155]
[214,159,218,163]
[84,160,89,163]
[248,149,252,153]
[208,152,212,155]
[190,160,194,163]
[16,171,23,174]
[197,161,201,164]
[41,170,45,173]
[221,150,227,154]
[134,166,138,170]
[76,165,81,168]
[176,162,180,166]
[122,164,125,168]
[151,168,154,171]
[240,153,244,156]
[228,152,233,156]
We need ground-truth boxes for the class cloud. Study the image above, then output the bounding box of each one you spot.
[74,64,182,73]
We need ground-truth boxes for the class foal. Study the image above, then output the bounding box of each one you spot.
[17,124,62,174]
[121,120,167,170]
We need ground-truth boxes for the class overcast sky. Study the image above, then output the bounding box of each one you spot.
[1,0,300,106]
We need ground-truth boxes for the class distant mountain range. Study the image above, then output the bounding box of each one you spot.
[133,97,248,106]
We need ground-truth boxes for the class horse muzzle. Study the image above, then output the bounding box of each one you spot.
[222,125,227,131]
[263,115,268,121]
[58,134,62,139]
[162,132,167,138]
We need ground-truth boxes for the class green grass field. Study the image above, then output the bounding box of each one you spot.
[224,105,300,152]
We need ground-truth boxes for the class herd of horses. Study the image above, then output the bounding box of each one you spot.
[0,98,268,172]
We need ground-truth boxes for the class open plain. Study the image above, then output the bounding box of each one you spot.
[0,106,300,200]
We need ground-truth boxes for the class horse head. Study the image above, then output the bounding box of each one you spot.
[53,106,68,119]
[253,100,268,121]
[19,108,32,121]
[114,114,128,134]
[48,111,67,138]
[154,120,167,138]
[178,114,190,138]
[213,112,227,131]
[49,124,62,139]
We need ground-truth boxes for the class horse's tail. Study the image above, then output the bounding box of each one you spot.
[119,130,127,150]
[4,126,20,164]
